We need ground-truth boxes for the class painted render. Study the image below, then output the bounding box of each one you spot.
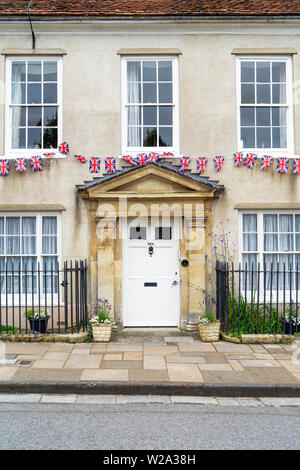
[0,19,300,327]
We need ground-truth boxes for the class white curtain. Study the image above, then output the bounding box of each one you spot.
[42,217,57,255]
[127,61,141,147]
[11,62,23,149]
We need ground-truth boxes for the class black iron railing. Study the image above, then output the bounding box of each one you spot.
[216,261,299,336]
[0,260,88,335]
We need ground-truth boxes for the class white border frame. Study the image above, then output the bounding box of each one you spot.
[121,56,179,155]
[5,56,63,159]
[236,56,294,156]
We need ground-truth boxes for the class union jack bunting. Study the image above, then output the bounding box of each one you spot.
[43,152,56,158]
[15,158,26,173]
[213,155,224,172]
[58,142,69,155]
[105,157,116,174]
[243,153,257,169]
[161,152,174,157]
[122,155,137,166]
[74,155,87,164]
[179,156,191,173]
[276,157,289,174]
[196,157,208,175]
[293,158,300,175]
[89,157,101,174]
[260,155,273,170]
[233,152,243,167]
[133,153,148,166]
[0,159,9,176]
[30,156,43,172]
[146,152,160,164]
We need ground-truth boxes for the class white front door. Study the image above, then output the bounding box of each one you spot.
[122,218,180,326]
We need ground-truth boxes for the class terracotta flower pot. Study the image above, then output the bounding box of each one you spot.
[199,320,220,342]
[92,323,112,342]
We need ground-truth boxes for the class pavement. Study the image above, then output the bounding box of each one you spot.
[0,330,300,396]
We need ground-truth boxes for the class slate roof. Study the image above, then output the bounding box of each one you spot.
[76,160,225,192]
[1,1,300,18]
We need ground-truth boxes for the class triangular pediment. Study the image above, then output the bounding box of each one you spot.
[77,162,224,199]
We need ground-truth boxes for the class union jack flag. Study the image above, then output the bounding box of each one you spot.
[133,153,148,166]
[146,152,160,164]
[213,155,224,172]
[15,158,26,173]
[122,155,137,166]
[74,155,87,164]
[30,156,43,172]
[260,155,273,170]
[243,153,257,169]
[89,157,101,174]
[196,157,208,175]
[179,156,191,173]
[233,152,243,167]
[105,157,116,174]
[0,159,9,176]
[43,152,56,158]
[293,158,300,175]
[58,142,69,155]
[161,152,174,157]
[276,157,289,174]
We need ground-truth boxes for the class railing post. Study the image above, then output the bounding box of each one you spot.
[216,261,227,332]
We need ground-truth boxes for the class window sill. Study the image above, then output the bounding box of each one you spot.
[1,152,66,160]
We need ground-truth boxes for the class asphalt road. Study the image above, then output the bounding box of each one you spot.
[0,402,299,450]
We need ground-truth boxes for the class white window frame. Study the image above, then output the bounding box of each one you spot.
[236,56,294,156]
[121,56,179,155]
[0,212,62,306]
[5,56,63,159]
[239,210,300,300]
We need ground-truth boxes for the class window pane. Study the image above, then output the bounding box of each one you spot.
[272,62,286,82]
[296,234,300,251]
[127,61,141,81]
[240,107,255,126]
[128,106,141,126]
[42,237,57,254]
[256,62,270,83]
[159,106,173,125]
[142,61,156,81]
[241,62,255,82]
[272,108,286,126]
[264,234,278,251]
[12,62,26,82]
[241,127,255,147]
[256,107,270,126]
[257,84,270,104]
[12,106,26,127]
[27,83,41,104]
[243,234,257,251]
[264,215,278,232]
[272,127,287,148]
[27,128,42,148]
[22,217,36,235]
[143,83,156,103]
[12,128,26,149]
[28,106,42,126]
[158,61,172,81]
[272,84,286,104]
[44,84,57,103]
[0,237,3,255]
[128,83,141,103]
[159,127,173,147]
[0,218,3,234]
[295,215,300,232]
[28,62,41,82]
[143,127,157,146]
[44,107,57,127]
[155,227,172,240]
[44,62,57,81]
[43,128,57,148]
[159,83,172,103]
[257,127,271,148]
[6,237,20,255]
[279,215,293,232]
[6,218,20,235]
[43,217,57,235]
[130,227,146,240]
[241,84,255,104]
[128,127,141,147]
[11,83,26,104]
[243,214,257,232]
[279,234,293,251]
[143,106,157,125]
[22,237,36,254]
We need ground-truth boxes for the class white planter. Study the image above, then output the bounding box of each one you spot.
[92,324,112,342]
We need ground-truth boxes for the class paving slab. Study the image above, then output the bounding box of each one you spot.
[0,393,41,402]
[143,346,179,356]
[101,360,142,370]
[245,366,299,384]
[204,353,229,364]
[103,354,123,361]
[32,359,66,369]
[41,394,77,403]
[116,395,170,404]
[178,343,215,353]
[144,356,166,370]
[236,397,264,407]
[279,360,300,373]
[42,352,70,361]
[217,397,240,406]
[72,349,90,355]
[12,368,82,382]
[0,367,19,380]
[76,394,117,404]
[213,343,253,353]
[64,355,102,369]
[198,364,233,371]
[170,396,218,405]
[240,360,282,368]
[81,369,129,381]
[228,360,244,371]
[167,363,204,383]
[166,356,206,364]
[164,336,194,343]
[106,344,143,352]
[201,371,255,384]
[129,369,169,382]
[260,397,300,407]
[90,344,108,353]
[123,352,143,361]
[48,343,74,352]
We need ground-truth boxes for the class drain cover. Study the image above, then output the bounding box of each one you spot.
[19,360,32,366]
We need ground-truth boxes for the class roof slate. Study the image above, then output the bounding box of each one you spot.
[1,1,300,18]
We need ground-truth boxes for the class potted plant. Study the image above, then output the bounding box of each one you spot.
[282,302,300,335]
[25,309,50,334]
[198,310,220,342]
[90,298,114,342]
